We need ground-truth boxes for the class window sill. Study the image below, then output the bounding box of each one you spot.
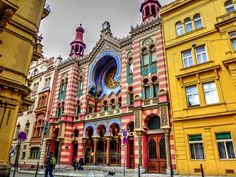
[190,159,206,161]
[184,102,225,110]
[176,27,205,38]
[180,60,213,71]
[218,158,236,161]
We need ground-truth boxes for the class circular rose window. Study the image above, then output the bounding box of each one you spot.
[105,68,119,89]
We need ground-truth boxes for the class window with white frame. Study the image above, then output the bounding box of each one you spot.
[189,134,205,159]
[182,50,194,68]
[229,31,236,51]
[44,77,51,87]
[184,18,193,33]
[203,82,219,105]
[143,54,149,66]
[195,46,208,64]
[151,50,157,63]
[144,86,150,99]
[186,85,200,107]
[225,0,235,13]
[194,14,203,29]
[176,21,184,36]
[216,132,235,159]
[33,82,39,92]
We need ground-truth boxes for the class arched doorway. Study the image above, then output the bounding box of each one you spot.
[127,121,134,169]
[145,115,166,173]
[84,127,94,164]
[109,123,121,165]
[96,125,106,164]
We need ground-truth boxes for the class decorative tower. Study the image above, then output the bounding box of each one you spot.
[140,0,161,22]
[69,24,86,58]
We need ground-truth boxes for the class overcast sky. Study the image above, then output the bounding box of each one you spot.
[39,0,173,59]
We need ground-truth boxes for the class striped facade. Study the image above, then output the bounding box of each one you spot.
[44,0,175,174]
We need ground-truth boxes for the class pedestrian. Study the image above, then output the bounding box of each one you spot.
[44,152,56,177]
[73,156,77,170]
[78,157,84,170]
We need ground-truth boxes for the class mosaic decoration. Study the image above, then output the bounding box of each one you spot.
[88,50,121,98]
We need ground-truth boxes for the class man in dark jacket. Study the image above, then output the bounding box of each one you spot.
[44,152,55,177]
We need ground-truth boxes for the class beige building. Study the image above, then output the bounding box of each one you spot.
[11,57,59,169]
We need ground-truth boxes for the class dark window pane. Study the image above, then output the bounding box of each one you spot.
[149,138,157,159]
[226,141,235,158]
[218,142,227,159]
[148,116,160,130]
[216,133,231,140]
[190,144,195,159]
[159,136,166,158]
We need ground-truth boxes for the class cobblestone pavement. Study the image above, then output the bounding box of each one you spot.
[10,170,169,177]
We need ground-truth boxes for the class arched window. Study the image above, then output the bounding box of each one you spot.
[184,18,193,33]
[128,58,133,74]
[145,6,150,16]
[225,0,235,13]
[148,116,161,130]
[159,136,166,158]
[176,21,184,36]
[149,137,157,159]
[143,79,150,99]
[194,14,203,29]
[152,77,159,98]
[150,46,157,63]
[151,5,156,15]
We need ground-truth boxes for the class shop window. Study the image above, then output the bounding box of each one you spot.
[229,31,236,51]
[189,134,205,159]
[203,82,219,105]
[184,18,193,33]
[176,21,184,36]
[182,49,194,68]
[225,0,235,13]
[149,137,157,159]
[216,132,235,159]
[186,85,200,107]
[195,45,208,64]
[194,14,203,29]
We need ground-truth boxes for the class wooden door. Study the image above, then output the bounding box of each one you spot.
[148,134,166,173]
[128,138,134,169]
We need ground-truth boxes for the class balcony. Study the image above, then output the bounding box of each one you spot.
[85,109,122,119]
[216,10,236,28]
[141,63,158,76]
[143,97,159,106]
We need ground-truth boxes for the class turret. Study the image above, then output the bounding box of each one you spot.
[140,0,161,22]
[69,24,86,58]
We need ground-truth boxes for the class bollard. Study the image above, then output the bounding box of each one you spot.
[138,163,140,177]
[200,164,204,177]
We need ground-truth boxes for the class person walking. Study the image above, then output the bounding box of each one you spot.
[78,157,84,170]
[44,152,56,177]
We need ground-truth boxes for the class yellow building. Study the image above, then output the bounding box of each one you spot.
[0,0,49,176]
[161,0,236,176]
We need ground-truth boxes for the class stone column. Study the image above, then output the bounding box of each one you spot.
[164,129,171,175]
[115,136,120,164]
[93,137,99,165]
[57,138,64,166]
[103,138,107,164]
[106,136,111,165]
[82,137,88,163]
[136,131,143,167]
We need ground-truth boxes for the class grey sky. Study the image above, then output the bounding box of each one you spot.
[40,0,173,59]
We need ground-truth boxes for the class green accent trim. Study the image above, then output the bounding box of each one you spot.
[216,133,231,140]
[189,134,202,141]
